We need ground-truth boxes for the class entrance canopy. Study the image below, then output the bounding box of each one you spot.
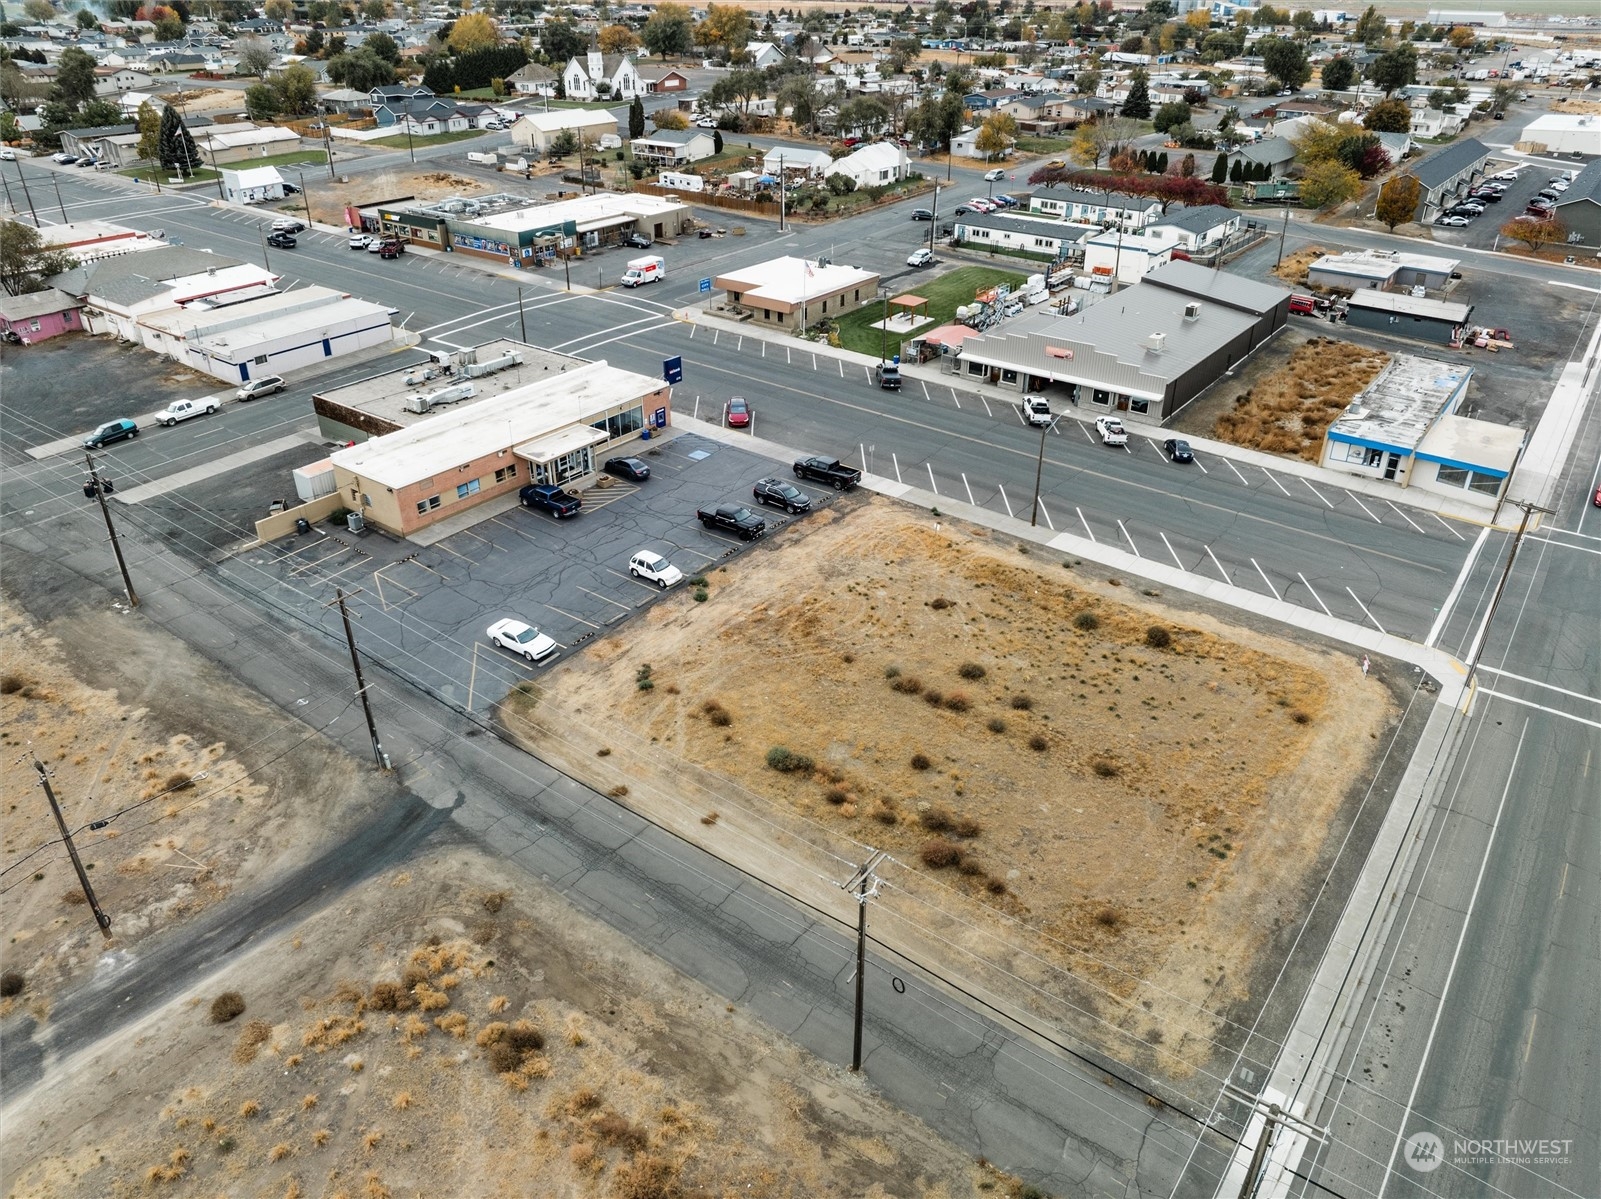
[514,423,608,464]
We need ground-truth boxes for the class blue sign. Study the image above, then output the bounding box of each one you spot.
[663,356,683,385]
[699,277,712,294]
[654,407,668,428]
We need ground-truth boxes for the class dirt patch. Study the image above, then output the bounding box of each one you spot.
[1549,97,1601,115]
[1211,336,1390,460]
[2,849,1019,1199]
[499,502,1395,1082]
[1271,244,1326,286]
[0,600,376,1010]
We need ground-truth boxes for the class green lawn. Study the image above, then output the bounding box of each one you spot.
[832,265,1027,357]
[121,165,218,184]
[1015,134,1075,154]
[118,148,329,185]
[368,129,488,149]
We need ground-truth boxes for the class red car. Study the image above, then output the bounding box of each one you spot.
[726,397,751,428]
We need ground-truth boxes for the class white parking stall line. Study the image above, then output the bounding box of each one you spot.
[1348,492,1383,523]
[1224,458,1250,486]
[689,324,698,339]
[997,484,1013,518]
[1385,501,1427,534]
[786,345,790,364]
[892,453,902,484]
[711,328,720,346]
[980,396,992,417]
[864,364,873,384]
[1301,478,1334,509]
[578,586,632,613]
[1117,520,1140,557]
[692,395,701,420]
[1077,508,1096,543]
[1262,468,1291,497]
[1159,531,1185,570]
[838,358,845,377]
[1251,558,1281,600]
[811,352,817,371]
[948,387,960,406]
[1296,572,1334,617]
[1036,499,1055,530]
[542,603,601,630]
[1078,422,1097,443]
[1014,404,1027,426]
[922,379,931,402]
[1345,587,1387,634]
[951,392,961,409]
[1205,546,1231,584]
[962,473,975,506]
[926,463,938,494]
[1192,457,1209,474]
[1431,512,1467,541]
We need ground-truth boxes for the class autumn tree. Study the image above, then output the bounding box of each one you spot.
[235,36,275,78]
[1363,97,1411,133]
[448,12,499,55]
[975,111,1017,160]
[264,0,293,18]
[652,108,689,130]
[697,4,751,59]
[642,2,694,57]
[1299,159,1361,210]
[1353,4,1387,46]
[1446,26,1476,50]
[1375,174,1420,229]
[598,24,640,55]
[1500,215,1566,253]
[136,99,161,161]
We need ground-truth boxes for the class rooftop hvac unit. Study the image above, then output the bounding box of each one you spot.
[406,393,432,414]
[465,352,522,378]
[1183,302,1201,320]
[403,367,439,386]
[1146,332,1166,352]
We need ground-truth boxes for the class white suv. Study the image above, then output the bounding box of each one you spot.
[236,375,285,401]
[628,550,683,589]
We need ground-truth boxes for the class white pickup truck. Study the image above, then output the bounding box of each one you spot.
[1095,416,1128,447]
[157,398,218,427]
[1022,395,1052,428]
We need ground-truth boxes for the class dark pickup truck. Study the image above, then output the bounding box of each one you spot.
[792,455,862,491]
[519,483,582,518]
[696,504,767,540]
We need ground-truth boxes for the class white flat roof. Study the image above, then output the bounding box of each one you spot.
[1326,355,1472,452]
[1345,290,1473,321]
[713,255,879,308]
[1415,413,1522,474]
[192,297,392,359]
[473,191,685,234]
[330,359,664,489]
[1311,249,1459,278]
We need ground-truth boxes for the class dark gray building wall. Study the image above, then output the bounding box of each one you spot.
[1343,307,1458,345]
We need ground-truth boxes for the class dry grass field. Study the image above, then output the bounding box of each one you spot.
[1211,337,1390,461]
[502,502,1396,1080]
[1272,245,1327,286]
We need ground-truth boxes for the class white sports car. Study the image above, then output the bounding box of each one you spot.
[486,618,557,662]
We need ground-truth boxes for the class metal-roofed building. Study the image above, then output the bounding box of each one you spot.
[952,212,1096,259]
[1149,204,1243,252]
[1141,259,1291,345]
[1390,136,1490,222]
[327,352,671,537]
[1551,157,1601,248]
[1320,355,1519,507]
[375,191,691,262]
[1306,248,1459,293]
[1027,184,1164,230]
[952,281,1264,422]
[1342,291,1474,345]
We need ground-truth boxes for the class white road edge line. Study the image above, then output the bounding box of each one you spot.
[1251,557,1281,600]
[1296,572,1334,617]
[1426,525,1491,648]
[1076,507,1095,542]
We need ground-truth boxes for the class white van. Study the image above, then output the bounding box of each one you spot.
[621,255,665,287]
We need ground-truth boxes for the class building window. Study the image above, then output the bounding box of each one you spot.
[967,360,987,376]
[416,495,441,514]
[1437,465,1502,494]
[591,405,644,440]
[254,354,269,365]
[1000,368,1018,385]
[1092,388,1110,407]
[494,464,518,483]
[1129,397,1149,415]
[456,478,481,499]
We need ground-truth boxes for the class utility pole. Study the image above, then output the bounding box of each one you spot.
[1223,1083,1327,1199]
[840,850,886,1071]
[330,588,387,770]
[297,168,312,228]
[1464,499,1551,694]
[1029,414,1051,526]
[33,757,112,938]
[83,452,138,607]
[928,184,939,255]
[49,170,67,223]
[13,160,39,222]
[778,153,787,232]
[1276,198,1291,267]
[517,285,527,342]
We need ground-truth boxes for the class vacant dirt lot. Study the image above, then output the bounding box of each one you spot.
[502,502,1396,1081]
[4,848,1010,1199]
[1211,336,1390,460]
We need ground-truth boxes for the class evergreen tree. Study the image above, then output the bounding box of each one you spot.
[1120,69,1152,119]
[158,105,202,177]
[1229,157,1243,182]
[712,128,723,154]
[1212,153,1229,183]
[1256,160,1272,181]
[628,95,646,139]
[1156,151,1168,172]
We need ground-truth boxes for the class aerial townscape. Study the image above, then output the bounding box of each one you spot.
[0,0,1597,1195]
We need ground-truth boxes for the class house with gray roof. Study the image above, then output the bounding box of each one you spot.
[48,246,276,341]
[0,288,85,344]
[953,212,1098,259]
[1149,204,1242,252]
[1393,136,1490,222]
[1551,158,1601,248]
[630,127,715,166]
[1238,135,1297,175]
[1028,184,1163,230]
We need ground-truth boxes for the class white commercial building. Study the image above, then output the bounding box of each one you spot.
[1083,231,1175,284]
[1517,113,1601,157]
[711,256,881,331]
[509,108,619,153]
[220,165,286,204]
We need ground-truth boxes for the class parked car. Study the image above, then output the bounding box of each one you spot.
[52,152,77,164]
[0,149,15,161]
[1022,395,1052,427]
[793,455,861,490]
[983,167,1005,181]
[366,236,387,253]
[628,550,683,588]
[952,205,973,216]
[695,117,718,128]
[378,239,404,259]
[236,375,286,401]
[967,197,997,212]
[910,208,934,221]
[992,193,1018,208]
[725,397,751,427]
[603,456,650,481]
[1095,416,1128,447]
[76,157,98,168]
[282,182,301,193]
[1435,215,1471,227]
[874,362,902,390]
[266,232,298,248]
[271,218,305,233]
[623,232,653,249]
[518,483,582,517]
[157,398,218,427]
[83,418,138,449]
[752,477,812,513]
[696,504,766,539]
[1163,438,1194,463]
[907,247,934,268]
[348,233,371,249]
[1044,159,1066,169]
[486,618,557,662]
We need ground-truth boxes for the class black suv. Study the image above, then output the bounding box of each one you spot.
[752,477,812,513]
[793,456,862,491]
[910,208,933,221]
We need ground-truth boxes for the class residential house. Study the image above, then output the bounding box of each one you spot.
[1238,135,1297,175]
[507,63,559,97]
[743,41,786,69]
[830,141,910,188]
[1551,157,1601,248]
[630,127,716,167]
[1028,185,1164,230]
[953,212,1093,258]
[93,66,156,96]
[1148,204,1244,253]
[995,92,1075,132]
[1408,106,1466,139]
[561,51,645,101]
[951,126,1013,160]
[47,245,277,343]
[1387,136,1490,222]
[373,97,465,131]
[220,165,287,204]
[510,109,619,153]
[762,145,836,179]
[0,289,86,345]
[369,83,434,107]
[319,87,373,113]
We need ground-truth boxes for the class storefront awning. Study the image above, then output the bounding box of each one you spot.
[513,423,609,464]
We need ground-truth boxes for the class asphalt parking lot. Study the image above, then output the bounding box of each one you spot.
[217,431,841,714]
[1427,154,1590,251]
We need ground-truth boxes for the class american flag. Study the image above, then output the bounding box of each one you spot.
[804,261,814,277]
